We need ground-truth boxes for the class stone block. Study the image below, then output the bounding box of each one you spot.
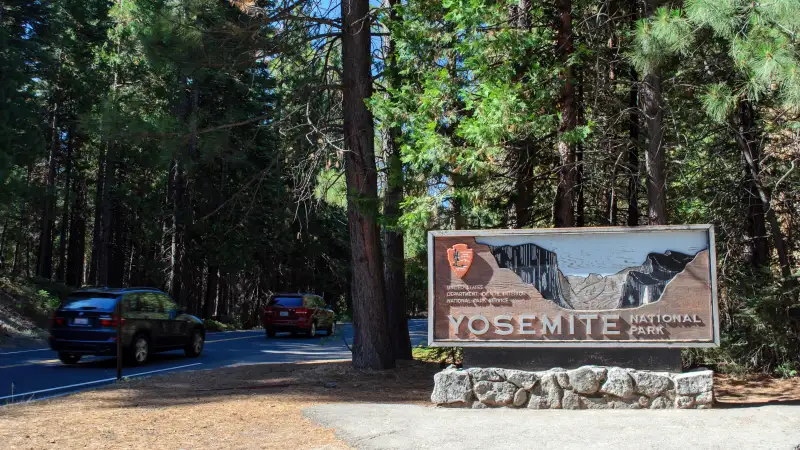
[562,390,583,410]
[513,388,528,407]
[600,367,635,398]
[675,395,696,409]
[567,366,601,394]
[468,368,503,382]
[695,390,714,405]
[650,396,670,409]
[632,371,673,397]
[502,369,538,390]
[431,369,473,405]
[474,381,518,406]
[674,370,713,395]
[533,372,563,408]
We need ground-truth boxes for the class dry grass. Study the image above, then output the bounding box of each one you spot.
[0,360,439,450]
[1,360,798,449]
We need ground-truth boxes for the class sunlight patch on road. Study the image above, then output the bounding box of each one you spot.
[260,350,352,356]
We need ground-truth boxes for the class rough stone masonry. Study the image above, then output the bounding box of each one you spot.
[431,366,714,409]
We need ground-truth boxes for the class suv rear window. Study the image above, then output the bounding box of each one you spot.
[268,296,303,307]
[62,296,119,311]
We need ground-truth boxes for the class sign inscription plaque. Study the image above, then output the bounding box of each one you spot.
[428,225,719,347]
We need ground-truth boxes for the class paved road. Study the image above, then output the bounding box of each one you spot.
[305,403,800,450]
[0,319,428,403]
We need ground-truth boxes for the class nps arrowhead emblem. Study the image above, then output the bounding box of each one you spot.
[447,243,474,279]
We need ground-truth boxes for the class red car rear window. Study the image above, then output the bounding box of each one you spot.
[268,296,303,307]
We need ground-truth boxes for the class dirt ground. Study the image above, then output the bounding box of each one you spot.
[0,361,798,450]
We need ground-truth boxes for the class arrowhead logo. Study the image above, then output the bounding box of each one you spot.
[447,243,474,279]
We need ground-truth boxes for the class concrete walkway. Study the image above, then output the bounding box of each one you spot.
[305,403,800,450]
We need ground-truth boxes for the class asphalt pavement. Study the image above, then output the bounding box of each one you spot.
[0,319,427,403]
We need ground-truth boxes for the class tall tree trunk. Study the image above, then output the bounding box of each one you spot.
[642,70,666,225]
[12,166,32,274]
[204,265,218,319]
[66,178,87,287]
[342,0,395,370]
[512,0,535,229]
[626,0,640,227]
[37,100,59,279]
[737,100,769,268]
[640,0,666,225]
[0,217,8,270]
[218,274,229,319]
[382,0,412,360]
[733,100,791,280]
[89,148,105,285]
[554,0,577,228]
[97,143,116,286]
[56,131,74,282]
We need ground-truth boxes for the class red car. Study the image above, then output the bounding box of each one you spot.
[263,293,335,338]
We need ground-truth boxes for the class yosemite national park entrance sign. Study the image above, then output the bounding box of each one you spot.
[428,225,719,348]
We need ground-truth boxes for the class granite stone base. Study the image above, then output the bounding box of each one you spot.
[431,366,713,409]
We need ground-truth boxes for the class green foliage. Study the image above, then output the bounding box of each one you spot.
[413,343,463,365]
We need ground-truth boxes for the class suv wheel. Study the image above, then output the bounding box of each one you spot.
[307,322,317,338]
[128,334,150,366]
[327,322,336,336]
[58,352,81,365]
[185,329,204,357]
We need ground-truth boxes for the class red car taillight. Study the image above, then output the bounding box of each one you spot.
[51,312,65,326]
[295,307,309,316]
[99,315,125,328]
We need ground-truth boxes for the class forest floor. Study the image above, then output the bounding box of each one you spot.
[0,278,51,349]
[1,358,798,449]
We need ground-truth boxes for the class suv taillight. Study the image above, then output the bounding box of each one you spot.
[51,312,65,326]
[99,315,125,327]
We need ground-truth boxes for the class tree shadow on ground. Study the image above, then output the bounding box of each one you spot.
[85,360,440,410]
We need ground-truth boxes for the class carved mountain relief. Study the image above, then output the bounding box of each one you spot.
[489,243,702,310]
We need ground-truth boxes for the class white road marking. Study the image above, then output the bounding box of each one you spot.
[0,348,50,356]
[0,362,203,402]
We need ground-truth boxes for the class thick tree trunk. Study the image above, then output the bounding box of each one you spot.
[382,0,412,360]
[0,217,8,270]
[341,0,395,370]
[641,70,666,225]
[733,100,792,280]
[553,0,576,228]
[56,132,74,282]
[218,274,229,319]
[66,178,87,287]
[204,265,218,319]
[37,102,59,279]
[737,100,769,268]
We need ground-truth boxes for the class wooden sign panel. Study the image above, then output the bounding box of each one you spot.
[428,225,719,348]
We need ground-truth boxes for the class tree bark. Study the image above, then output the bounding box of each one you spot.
[204,265,219,319]
[627,71,640,226]
[66,178,87,287]
[97,142,116,286]
[641,69,666,225]
[56,131,74,282]
[553,0,577,228]
[341,0,395,370]
[736,100,769,268]
[733,100,791,280]
[382,0,412,360]
[12,165,32,274]
[37,99,59,279]
[626,0,640,227]
[89,147,105,285]
[511,0,535,229]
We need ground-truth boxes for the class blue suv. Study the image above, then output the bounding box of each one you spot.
[48,287,205,365]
